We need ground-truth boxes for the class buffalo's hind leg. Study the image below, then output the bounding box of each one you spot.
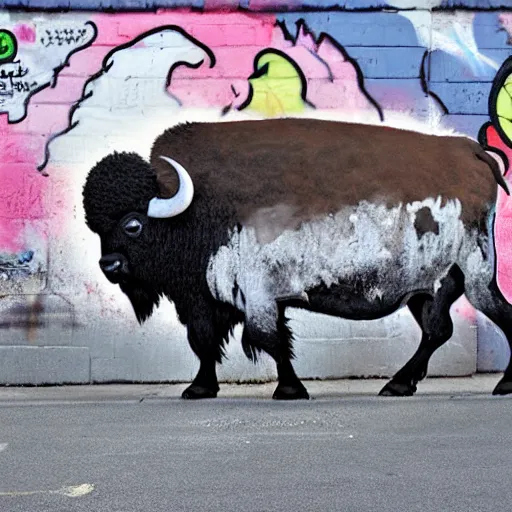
[380,265,465,397]
[241,305,309,400]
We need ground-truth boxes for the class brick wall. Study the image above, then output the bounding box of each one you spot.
[0,1,511,384]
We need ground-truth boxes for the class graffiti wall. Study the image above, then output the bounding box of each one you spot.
[0,2,511,384]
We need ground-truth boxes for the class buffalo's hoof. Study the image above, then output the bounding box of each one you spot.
[181,385,218,400]
[272,384,310,400]
[379,380,416,397]
[492,378,512,396]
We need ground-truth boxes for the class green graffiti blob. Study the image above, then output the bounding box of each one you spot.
[239,49,310,117]
[0,30,17,64]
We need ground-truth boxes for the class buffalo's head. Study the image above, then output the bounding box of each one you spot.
[82,151,194,322]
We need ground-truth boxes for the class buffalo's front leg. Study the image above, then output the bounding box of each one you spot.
[241,302,309,400]
[182,358,219,399]
[180,301,239,400]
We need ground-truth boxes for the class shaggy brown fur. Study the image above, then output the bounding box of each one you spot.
[151,119,507,234]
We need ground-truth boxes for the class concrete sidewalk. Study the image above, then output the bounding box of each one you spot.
[0,374,504,403]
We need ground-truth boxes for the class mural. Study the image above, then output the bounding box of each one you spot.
[1,7,512,384]
[0,20,96,123]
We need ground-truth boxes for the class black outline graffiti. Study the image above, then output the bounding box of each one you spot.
[38,25,216,173]
[1,21,97,127]
[419,50,449,115]
[477,56,512,180]
[478,121,510,174]
[487,56,512,150]
[276,19,384,122]
[237,48,315,112]
[0,29,17,64]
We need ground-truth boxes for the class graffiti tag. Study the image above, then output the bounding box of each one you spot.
[40,27,89,47]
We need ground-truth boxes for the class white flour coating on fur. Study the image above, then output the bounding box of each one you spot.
[207,197,487,331]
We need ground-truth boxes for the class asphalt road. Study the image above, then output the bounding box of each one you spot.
[0,383,511,512]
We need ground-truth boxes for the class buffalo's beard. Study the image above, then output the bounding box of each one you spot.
[120,281,161,324]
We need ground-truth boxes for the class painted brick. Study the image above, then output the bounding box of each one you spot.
[440,0,512,8]
[0,0,29,6]
[25,172,47,220]
[442,114,489,138]
[0,164,46,220]
[0,219,25,253]
[27,0,70,7]
[473,12,511,50]
[204,0,239,9]
[279,12,421,47]
[245,0,300,10]
[364,78,430,117]
[0,346,90,385]
[347,47,424,79]
[60,45,112,77]
[429,82,492,115]
[170,77,242,105]
[191,24,271,46]
[430,49,512,82]
[0,116,30,135]
[306,78,378,110]
[157,0,204,6]
[0,167,28,220]
[31,76,87,104]
[24,104,73,135]
[171,46,257,78]
[2,135,45,164]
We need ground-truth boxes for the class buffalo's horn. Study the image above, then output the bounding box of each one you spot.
[147,156,195,218]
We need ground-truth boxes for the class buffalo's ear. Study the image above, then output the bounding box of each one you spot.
[120,282,160,324]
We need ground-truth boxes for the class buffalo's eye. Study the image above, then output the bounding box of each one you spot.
[123,218,143,237]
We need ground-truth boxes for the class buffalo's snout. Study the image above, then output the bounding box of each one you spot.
[99,253,129,283]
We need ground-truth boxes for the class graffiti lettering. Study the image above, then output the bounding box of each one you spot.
[40,28,89,48]
[0,64,29,80]
[0,63,37,106]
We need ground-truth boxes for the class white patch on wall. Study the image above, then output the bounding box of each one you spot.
[0,15,95,122]
[48,28,212,151]
[400,11,499,74]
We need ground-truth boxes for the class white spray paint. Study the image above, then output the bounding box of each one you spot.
[207,197,488,332]
[400,10,499,74]
[0,483,94,497]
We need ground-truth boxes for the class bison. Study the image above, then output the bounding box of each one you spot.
[82,118,512,399]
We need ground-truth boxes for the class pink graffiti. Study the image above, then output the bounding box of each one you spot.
[0,121,47,251]
[499,14,512,43]
[12,23,36,43]
[483,123,512,303]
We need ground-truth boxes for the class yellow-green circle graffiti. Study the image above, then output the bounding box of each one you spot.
[489,57,512,148]
[0,30,17,64]
[496,75,512,145]
[241,50,308,117]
